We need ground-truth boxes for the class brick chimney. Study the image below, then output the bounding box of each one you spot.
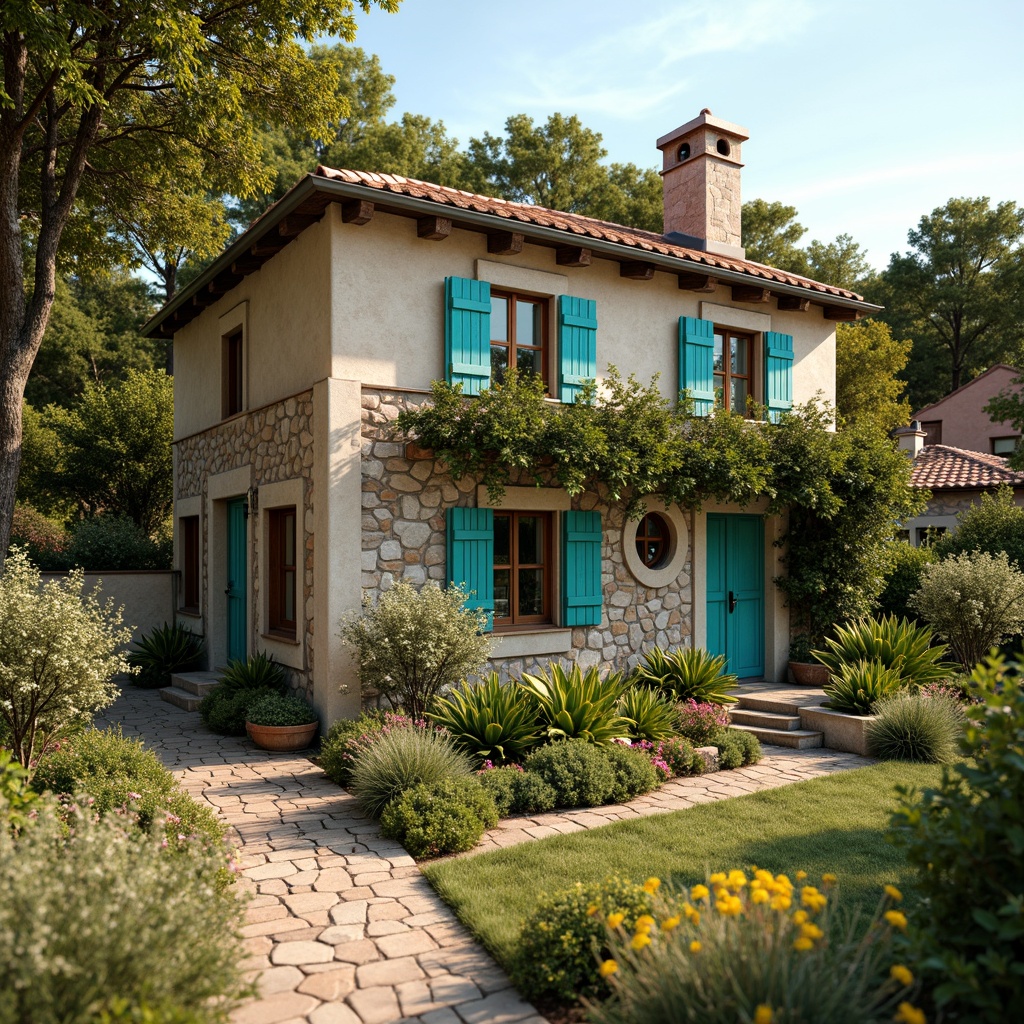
[657,109,749,259]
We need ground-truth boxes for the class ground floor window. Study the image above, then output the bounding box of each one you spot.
[268,507,297,638]
[180,516,199,613]
[493,511,551,628]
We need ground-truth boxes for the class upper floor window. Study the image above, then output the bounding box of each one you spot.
[223,329,244,418]
[180,516,200,613]
[268,507,297,639]
[714,329,753,413]
[491,291,548,387]
[992,436,1019,456]
[493,510,551,628]
[921,420,942,446]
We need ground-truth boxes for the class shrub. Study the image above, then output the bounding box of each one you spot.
[823,660,904,716]
[0,549,132,765]
[0,750,40,833]
[604,743,660,802]
[716,728,762,768]
[477,764,558,817]
[892,654,1024,1019]
[652,736,701,776]
[318,711,389,788]
[675,699,730,745]
[812,614,954,687]
[589,871,920,1024]
[349,725,474,819]
[875,541,935,620]
[245,692,318,726]
[912,550,1024,668]
[524,739,615,808]
[429,673,542,765]
[634,646,738,704]
[8,502,68,569]
[0,794,250,1024]
[933,485,1024,569]
[340,580,491,718]
[200,685,275,736]
[477,764,519,817]
[64,514,171,570]
[126,621,204,689]
[510,875,654,1004]
[617,686,677,741]
[519,663,630,744]
[218,651,287,693]
[866,692,963,763]
[380,776,498,858]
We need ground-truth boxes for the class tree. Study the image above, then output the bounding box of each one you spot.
[740,199,809,274]
[806,233,875,292]
[835,320,912,434]
[879,197,1024,409]
[0,0,401,569]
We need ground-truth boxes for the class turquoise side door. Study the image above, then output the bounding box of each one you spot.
[226,497,247,663]
[706,513,764,678]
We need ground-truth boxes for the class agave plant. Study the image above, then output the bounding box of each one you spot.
[518,663,630,744]
[617,686,678,741]
[218,651,287,693]
[633,646,739,705]
[812,614,955,688]
[823,659,904,716]
[126,621,204,688]
[428,673,542,765]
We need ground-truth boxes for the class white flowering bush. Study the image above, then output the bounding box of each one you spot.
[0,549,133,765]
[340,581,491,717]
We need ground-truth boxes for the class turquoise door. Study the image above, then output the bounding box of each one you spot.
[226,498,247,663]
[706,514,764,678]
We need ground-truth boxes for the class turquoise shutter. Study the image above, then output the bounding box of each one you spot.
[558,295,598,403]
[764,332,794,423]
[562,511,603,627]
[679,317,716,416]
[445,277,491,395]
[447,507,494,631]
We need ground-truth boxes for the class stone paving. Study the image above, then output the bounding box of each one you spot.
[96,684,873,1024]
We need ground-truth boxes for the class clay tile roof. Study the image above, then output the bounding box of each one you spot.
[313,165,864,302]
[911,445,1024,491]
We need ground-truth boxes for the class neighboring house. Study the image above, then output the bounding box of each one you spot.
[146,109,877,724]
[913,364,1022,455]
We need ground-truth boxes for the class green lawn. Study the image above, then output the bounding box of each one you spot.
[423,762,942,965]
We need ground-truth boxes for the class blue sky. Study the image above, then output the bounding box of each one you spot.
[349,0,1024,271]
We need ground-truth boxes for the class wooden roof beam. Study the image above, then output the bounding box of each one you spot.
[823,305,862,321]
[556,246,591,267]
[731,284,771,303]
[776,294,811,312]
[677,271,717,292]
[487,231,525,255]
[417,215,452,240]
[340,199,374,225]
[620,261,656,280]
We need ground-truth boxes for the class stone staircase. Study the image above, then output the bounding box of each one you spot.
[160,671,221,712]
[729,687,828,749]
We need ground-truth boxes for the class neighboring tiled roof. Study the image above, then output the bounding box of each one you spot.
[314,166,864,302]
[912,445,1024,490]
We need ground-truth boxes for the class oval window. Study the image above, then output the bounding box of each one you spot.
[635,512,670,569]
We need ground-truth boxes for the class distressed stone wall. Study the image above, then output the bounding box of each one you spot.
[360,387,692,678]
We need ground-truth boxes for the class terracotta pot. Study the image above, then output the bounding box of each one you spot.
[788,661,830,686]
[245,720,319,751]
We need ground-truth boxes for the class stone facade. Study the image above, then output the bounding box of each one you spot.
[360,387,693,679]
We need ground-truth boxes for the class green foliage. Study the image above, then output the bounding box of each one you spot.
[126,622,204,689]
[933,486,1024,566]
[64,514,172,571]
[875,542,935,620]
[340,580,491,719]
[379,776,498,859]
[716,728,762,768]
[244,692,318,727]
[866,692,963,763]
[349,726,474,819]
[741,199,810,274]
[200,686,275,736]
[0,550,132,765]
[835,320,912,435]
[524,739,616,808]
[428,673,542,766]
[478,766,558,817]
[653,736,701,776]
[634,646,738,705]
[6,502,68,568]
[812,614,955,687]
[674,700,731,745]
[509,875,653,1004]
[911,550,1024,668]
[604,743,660,802]
[317,711,389,787]
[823,660,906,716]
[518,664,629,744]
[218,652,288,694]
[0,750,40,833]
[0,793,249,1024]
[892,654,1024,1019]
[616,686,677,741]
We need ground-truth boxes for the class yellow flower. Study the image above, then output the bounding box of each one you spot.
[770,894,792,912]
[885,884,904,902]
[755,869,775,886]
[635,915,655,933]
[822,873,837,885]
[793,936,814,951]
[890,964,914,987]
[691,884,710,902]
[775,873,793,890]
[796,870,808,881]
[599,959,618,978]
[751,888,770,905]
[684,904,701,926]
[754,1006,774,1024]
[792,909,808,925]
[801,886,827,912]
[630,932,652,951]
[884,910,908,932]
[716,894,743,916]
[709,872,727,887]
[661,915,681,932]
[894,1001,926,1024]
[607,912,625,929]
[643,876,661,894]
[728,869,748,890]
[689,940,702,953]
[586,903,599,917]
[800,922,824,940]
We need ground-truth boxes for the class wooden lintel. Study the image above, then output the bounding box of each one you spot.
[556,246,591,268]
[620,261,655,280]
[823,305,862,322]
[487,231,525,255]
[677,271,717,292]
[278,214,317,238]
[776,294,811,312]
[417,215,452,240]
[731,284,771,304]
[340,199,374,225]
[251,241,282,258]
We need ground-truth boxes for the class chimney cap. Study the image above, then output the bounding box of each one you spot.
[657,110,750,151]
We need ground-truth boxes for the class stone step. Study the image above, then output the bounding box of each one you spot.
[730,708,802,731]
[170,671,222,697]
[159,685,203,712]
[735,693,825,716]
[730,723,824,749]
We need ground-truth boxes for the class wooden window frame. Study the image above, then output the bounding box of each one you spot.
[222,329,244,418]
[713,327,755,413]
[921,420,942,446]
[493,510,552,630]
[267,507,297,639]
[180,515,200,614]
[992,435,1019,456]
[490,290,549,388]
[635,512,670,569]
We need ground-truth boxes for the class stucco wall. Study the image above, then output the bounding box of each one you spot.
[914,366,1022,452]
[905,486,1024,546]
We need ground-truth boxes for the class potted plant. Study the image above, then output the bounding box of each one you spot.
[245,692,319,751]
[788,634,830,686]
